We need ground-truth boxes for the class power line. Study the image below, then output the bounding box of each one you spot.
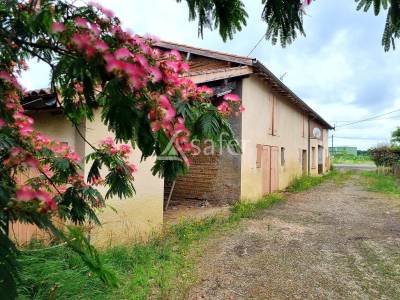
[247,33,266,57]
[335,108,400,129]
[330,136,387,141]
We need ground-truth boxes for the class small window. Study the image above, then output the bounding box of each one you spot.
[281,147,285,166]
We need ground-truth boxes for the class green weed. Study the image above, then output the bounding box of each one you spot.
[18,194,284,300]
[361,171,400,197]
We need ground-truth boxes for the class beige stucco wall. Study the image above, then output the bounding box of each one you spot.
[32,110,164,248]
[83,110,163,248]
[240,75,329,200]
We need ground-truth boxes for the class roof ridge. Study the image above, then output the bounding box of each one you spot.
[155,40,255,65]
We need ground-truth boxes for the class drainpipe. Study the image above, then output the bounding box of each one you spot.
[308,116,311,175]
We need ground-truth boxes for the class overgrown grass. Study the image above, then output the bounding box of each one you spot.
[361,171,400,197]
[18,194,284,300]
[286,170,344,193]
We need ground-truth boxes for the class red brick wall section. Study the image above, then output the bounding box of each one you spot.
[164,82,242,207]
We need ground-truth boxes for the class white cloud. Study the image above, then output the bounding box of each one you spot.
[17,0,400,150]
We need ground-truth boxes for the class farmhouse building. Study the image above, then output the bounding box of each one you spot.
[15,41,332,247]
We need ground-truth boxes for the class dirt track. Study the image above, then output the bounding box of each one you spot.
[188,176,400,299]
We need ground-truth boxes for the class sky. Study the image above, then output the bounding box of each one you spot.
[19,0,400,150]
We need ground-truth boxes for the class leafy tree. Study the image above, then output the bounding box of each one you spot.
[179,0,400,51]
[0,1,243,298]
[391,127,400,144]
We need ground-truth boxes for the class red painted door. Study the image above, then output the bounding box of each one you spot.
[261,145,279,195]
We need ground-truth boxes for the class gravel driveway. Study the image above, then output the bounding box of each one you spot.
[188,176,400,299]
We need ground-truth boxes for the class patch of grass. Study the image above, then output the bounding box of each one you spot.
[286,170,343,193]
[18,194,284,300]
[230,194,283,219]
[361,171,400,197]
[332,153,373,165]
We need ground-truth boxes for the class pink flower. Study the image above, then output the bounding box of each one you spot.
[169,50,181,60]
[303,0,312,5]
[74,17,88,28]
[197,86,213,96]
[0,71,13,83]
[23,156,40,168]
[74,83,84,93]
[51,22,65,33]
[94,40,109,52]
[119,144,131,155]
[151,121,161,132]
[89,23,101,36]
[217,101,230,113]
[16,186,35,201]
[135,55,149,68]
[223,94,240,102]
[149,66,162,83]
[239,105,245,112]
[19,126,34,137]
[114,48,132,60]
[71,33,91,50]
[0,118,5,128]
[101,137,114,146]
[127,163,138,174]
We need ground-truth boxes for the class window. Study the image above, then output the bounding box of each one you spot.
[312,147,316,168]
[281,147,285,166]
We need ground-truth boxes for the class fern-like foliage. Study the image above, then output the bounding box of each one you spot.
[176,0,248,41]
[356,0,400,51]
[261,0,306,47]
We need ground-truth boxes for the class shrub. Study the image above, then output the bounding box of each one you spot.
[368,146,400,167]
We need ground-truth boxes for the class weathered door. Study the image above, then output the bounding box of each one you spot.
[261,145,279,195]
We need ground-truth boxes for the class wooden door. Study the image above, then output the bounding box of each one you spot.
[261,145,279,195]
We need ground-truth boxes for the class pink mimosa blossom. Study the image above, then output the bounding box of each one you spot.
[74,17,88,28]
[89,23,101,35]
[16,186,35,201]
[114,48,132,60]
[217,101,230,113]
[197,86,213,96]
[151,121,161,132]
[127,163,138,174]
[101,137,114,146]
[23,156,40,168]
[74,83,84,93]
[239,105,246,112]
[0,118,5,128]
[223,93,240,102]
[119,144,131,155]
[149,67,162,83]
[169,50,181,60]
[94,40,109,52]
[0,71,14,83]
[51,22,66,33]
